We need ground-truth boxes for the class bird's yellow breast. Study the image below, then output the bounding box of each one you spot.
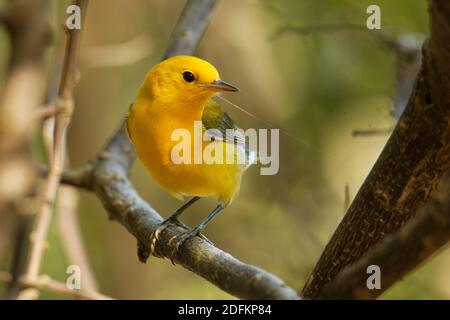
[127,97,244,204]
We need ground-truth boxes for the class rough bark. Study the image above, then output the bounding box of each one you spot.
[302,0,450,299]
[318,172,450,299]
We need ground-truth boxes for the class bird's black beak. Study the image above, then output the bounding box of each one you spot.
[202,79,239,92]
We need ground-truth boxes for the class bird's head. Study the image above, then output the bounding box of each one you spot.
[139,56,239,105]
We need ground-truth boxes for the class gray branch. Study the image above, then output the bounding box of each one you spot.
[66,0,299,300]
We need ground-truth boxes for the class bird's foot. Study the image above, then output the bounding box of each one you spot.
[168,227,207,265]
[149,217,186,257]
[149,219,214,262]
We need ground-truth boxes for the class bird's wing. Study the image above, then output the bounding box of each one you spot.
[202,100,256,166]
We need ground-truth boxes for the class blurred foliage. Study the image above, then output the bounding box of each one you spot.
[0,0,448,299]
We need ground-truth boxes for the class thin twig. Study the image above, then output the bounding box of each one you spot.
[34,103,60,120]
[41,108,99,293]
[0,271,112,300]
[343,183,351,212]
[82,34,154,68]
[23,0,88,293]
[57,185,99,292]
[35,163,93,190]
[270,23,365,40]
[271,23,422,55]
[351,128,393,137]
[28,275,110,300]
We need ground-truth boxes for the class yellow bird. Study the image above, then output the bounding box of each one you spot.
[126,56,254,253]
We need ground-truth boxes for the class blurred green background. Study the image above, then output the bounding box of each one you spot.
[1,0,448,299]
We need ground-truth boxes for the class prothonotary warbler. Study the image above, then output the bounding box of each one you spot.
[126,56,256,257]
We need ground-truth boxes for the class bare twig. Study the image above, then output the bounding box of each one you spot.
[34,103,60,120]
[35,163,93,190]
[302,0,450,299]
[351,128,392,137]
[23,275,111,300]
[270,23,365,40]
[57,185,99,292]
[41,108,99,293]
[82,34,153,68]
[344,183,351,212]
[0,271,112,300]
[23,0,88,294]
[271,23,422,55]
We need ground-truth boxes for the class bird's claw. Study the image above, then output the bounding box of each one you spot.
[149,218,186,258]
[149,219,214,264]
[149,225,167,258]
[168,228,202,265]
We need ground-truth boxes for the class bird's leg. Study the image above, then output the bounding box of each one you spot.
[149,196,200,257]
[163,196,201,226]
[168,203,225,263]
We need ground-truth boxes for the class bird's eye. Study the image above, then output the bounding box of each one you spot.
[182,71,195,83]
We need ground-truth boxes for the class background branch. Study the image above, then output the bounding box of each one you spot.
[271,23,423,57]
[0,0,51,299]
[302,0,450,299]
[163,0,218,59]
[81,34,154,69]
[41,108,99,294]
[20,0,88,299]
[272,22,423,137]
[23,274,110,300]
[34,104,60,120]
[57,185,99,293]
[0,271,111,300]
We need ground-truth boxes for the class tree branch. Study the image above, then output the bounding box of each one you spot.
[302,0,450,299]
[163,0,218,59]
[318,171,450,299]
[88,125,298,299]
[75,0,299,299]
